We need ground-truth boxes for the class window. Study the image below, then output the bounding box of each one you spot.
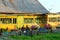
[28,18,33,23]
[0,18,17,24]
[49,17,56,22]
[0,18,12,24]
[35,17,47,24]
[0,18,3,24]
[35,18,41,24]
[42,17,47,23]
[13,18,17,24]
[24,18,33,23]
[58,17,60,22]
[24,18,28,23]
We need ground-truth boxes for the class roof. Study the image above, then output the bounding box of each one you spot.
[0,0,18,13]
[0,0,48,14]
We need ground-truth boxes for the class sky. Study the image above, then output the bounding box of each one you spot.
[38,0,60,13]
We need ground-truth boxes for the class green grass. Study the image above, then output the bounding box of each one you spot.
[7,33,60,40]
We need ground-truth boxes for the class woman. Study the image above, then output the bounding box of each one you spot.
[45,24,52,33]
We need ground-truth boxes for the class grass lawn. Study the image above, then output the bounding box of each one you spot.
[7,33,60,40]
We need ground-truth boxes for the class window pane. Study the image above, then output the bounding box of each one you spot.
[24,18,28,23]
[13,18,17,24]
[49,18,56,22]
[58,17,60,22]
[35,18,41,24]
[28,18,33,23]
[0,18,2,24]
[42,17,47,23]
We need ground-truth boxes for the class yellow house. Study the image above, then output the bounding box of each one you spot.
[47,13,60,29]
[0,0,48,30]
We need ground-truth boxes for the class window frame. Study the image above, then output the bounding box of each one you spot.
[49,17,57,22]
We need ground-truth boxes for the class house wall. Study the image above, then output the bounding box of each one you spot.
[47,13,60,29]
[0,14,17,30]
[0,14,47,30]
